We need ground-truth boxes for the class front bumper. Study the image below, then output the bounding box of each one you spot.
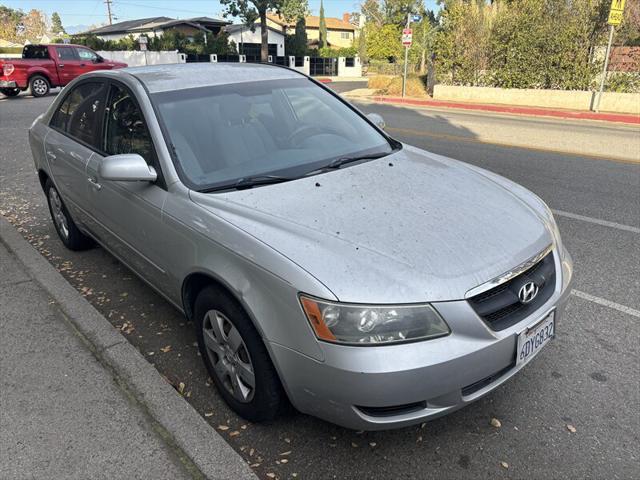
[0,80,18,88]
[271,248,574,430]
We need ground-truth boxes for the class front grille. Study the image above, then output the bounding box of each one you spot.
[461,361,515,397]
[468,251,556,331]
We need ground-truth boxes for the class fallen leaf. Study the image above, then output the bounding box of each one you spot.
[249,448,254,456]
[416,436,423,443]
[490,418,502,428]
[500,461,509,469]
[284,438,291,443]
[280,459,288,464]
[229,431,240,437]
[266,473,276,478]
[351,442,358,448]
[178,382,185,394]
[420,422,427,429]
[567,424,577,433]
[204,412,214,417]
[160,345,172,353]
[250,463,260,468]
[369,442,377,447]
[218,425,230,431]
[279,451,291,456]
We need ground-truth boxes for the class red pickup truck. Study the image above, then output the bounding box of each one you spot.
[0,44,127,98]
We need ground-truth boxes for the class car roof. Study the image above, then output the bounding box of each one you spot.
[120,63,303,93]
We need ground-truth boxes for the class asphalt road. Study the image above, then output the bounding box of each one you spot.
[1,89,638,480]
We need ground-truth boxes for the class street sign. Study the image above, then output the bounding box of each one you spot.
[412,14,422,23]
[608,0,626,26]
[402,28,412,47]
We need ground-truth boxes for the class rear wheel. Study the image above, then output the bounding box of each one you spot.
[44,179,93,251]
[29,75,50,97]
[0,88,20,97]
[194,285,286,422]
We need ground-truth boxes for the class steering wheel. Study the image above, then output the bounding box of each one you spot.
[286,124,341,146]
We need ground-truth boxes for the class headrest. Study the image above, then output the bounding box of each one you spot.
[218,94,251,125]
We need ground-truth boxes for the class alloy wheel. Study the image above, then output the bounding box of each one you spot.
[32,78,48,96]
[48,188,69,240]
[202,309,256,403]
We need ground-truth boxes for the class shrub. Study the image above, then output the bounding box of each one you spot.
[369,74,428,97]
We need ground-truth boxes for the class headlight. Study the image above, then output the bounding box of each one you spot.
[299,295,450,345]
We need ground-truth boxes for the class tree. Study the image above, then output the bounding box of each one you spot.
[366,23,402,60]
[51,12,65,35]
[282,0,308,56]
[220,0,306,61]
[318,0,327,48]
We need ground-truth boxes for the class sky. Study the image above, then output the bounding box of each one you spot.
[3,0,440,33]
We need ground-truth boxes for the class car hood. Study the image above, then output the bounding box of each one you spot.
[190,146,553,303]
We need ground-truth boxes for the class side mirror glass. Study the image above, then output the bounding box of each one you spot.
[95,55,103,63]
[367,113,386,130]
[99,154,157,182]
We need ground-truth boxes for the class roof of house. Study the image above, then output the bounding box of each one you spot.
[83,16,229,35]
[267,13,355,31]
[84,17,172,35]
[224,23,284,36]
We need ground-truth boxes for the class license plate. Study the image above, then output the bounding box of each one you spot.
[516,311,555,367]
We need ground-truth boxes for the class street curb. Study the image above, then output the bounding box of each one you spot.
[370,95,640,125]
[0,215,256,480]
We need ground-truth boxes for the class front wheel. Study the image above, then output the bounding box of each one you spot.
[0,88,20,97]
[29,75,50,97]
[44,179,93,251]
[194,285,286,422]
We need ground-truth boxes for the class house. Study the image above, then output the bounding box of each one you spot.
[82,16,230,42]
[224,24,285,57]
[266,13,356,49]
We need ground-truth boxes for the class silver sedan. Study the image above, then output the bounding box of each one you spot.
[28,63,573,430]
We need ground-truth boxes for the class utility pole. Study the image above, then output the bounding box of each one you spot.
[104,0,113,26]
[402,13,411,98]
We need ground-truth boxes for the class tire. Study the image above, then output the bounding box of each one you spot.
[194,285,286,422]
[0,88,20,97]
[44,179,93,251]
[29,75,50,97]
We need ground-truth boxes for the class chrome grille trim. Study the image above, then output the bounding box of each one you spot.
[465,244,554,299]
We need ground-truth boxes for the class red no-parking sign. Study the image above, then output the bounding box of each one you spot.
[402,28,412,47]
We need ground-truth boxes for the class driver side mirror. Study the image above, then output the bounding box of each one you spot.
[99,154,157,182]
[367,113,386,130]
[94,55,104,63]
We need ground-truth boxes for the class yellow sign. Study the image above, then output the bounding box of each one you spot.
[608,0,626,26]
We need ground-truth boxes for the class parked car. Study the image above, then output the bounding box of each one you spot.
[28,64,573,430]
[0,44,126,98]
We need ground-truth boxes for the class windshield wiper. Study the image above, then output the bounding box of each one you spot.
[202,174,292,193]
[304,152,391,177]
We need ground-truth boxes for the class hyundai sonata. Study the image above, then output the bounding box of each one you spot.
[28,63,573,430]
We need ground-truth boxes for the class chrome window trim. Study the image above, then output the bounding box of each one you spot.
[464,244,554,299]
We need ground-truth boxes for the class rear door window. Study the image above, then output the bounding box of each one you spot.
[55,46,78,61]
[50,82,107,148]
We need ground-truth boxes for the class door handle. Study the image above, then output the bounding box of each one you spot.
[80,63,86,67]
[46,151,57,161]
[88,177,102,190]
[58,64,64,68]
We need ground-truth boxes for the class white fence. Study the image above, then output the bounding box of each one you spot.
[97,50,186,67]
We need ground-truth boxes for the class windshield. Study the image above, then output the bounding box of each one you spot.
[152,78,394,191]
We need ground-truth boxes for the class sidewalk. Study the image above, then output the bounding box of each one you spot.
[0,217,255,480]
[341,89,640,125]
